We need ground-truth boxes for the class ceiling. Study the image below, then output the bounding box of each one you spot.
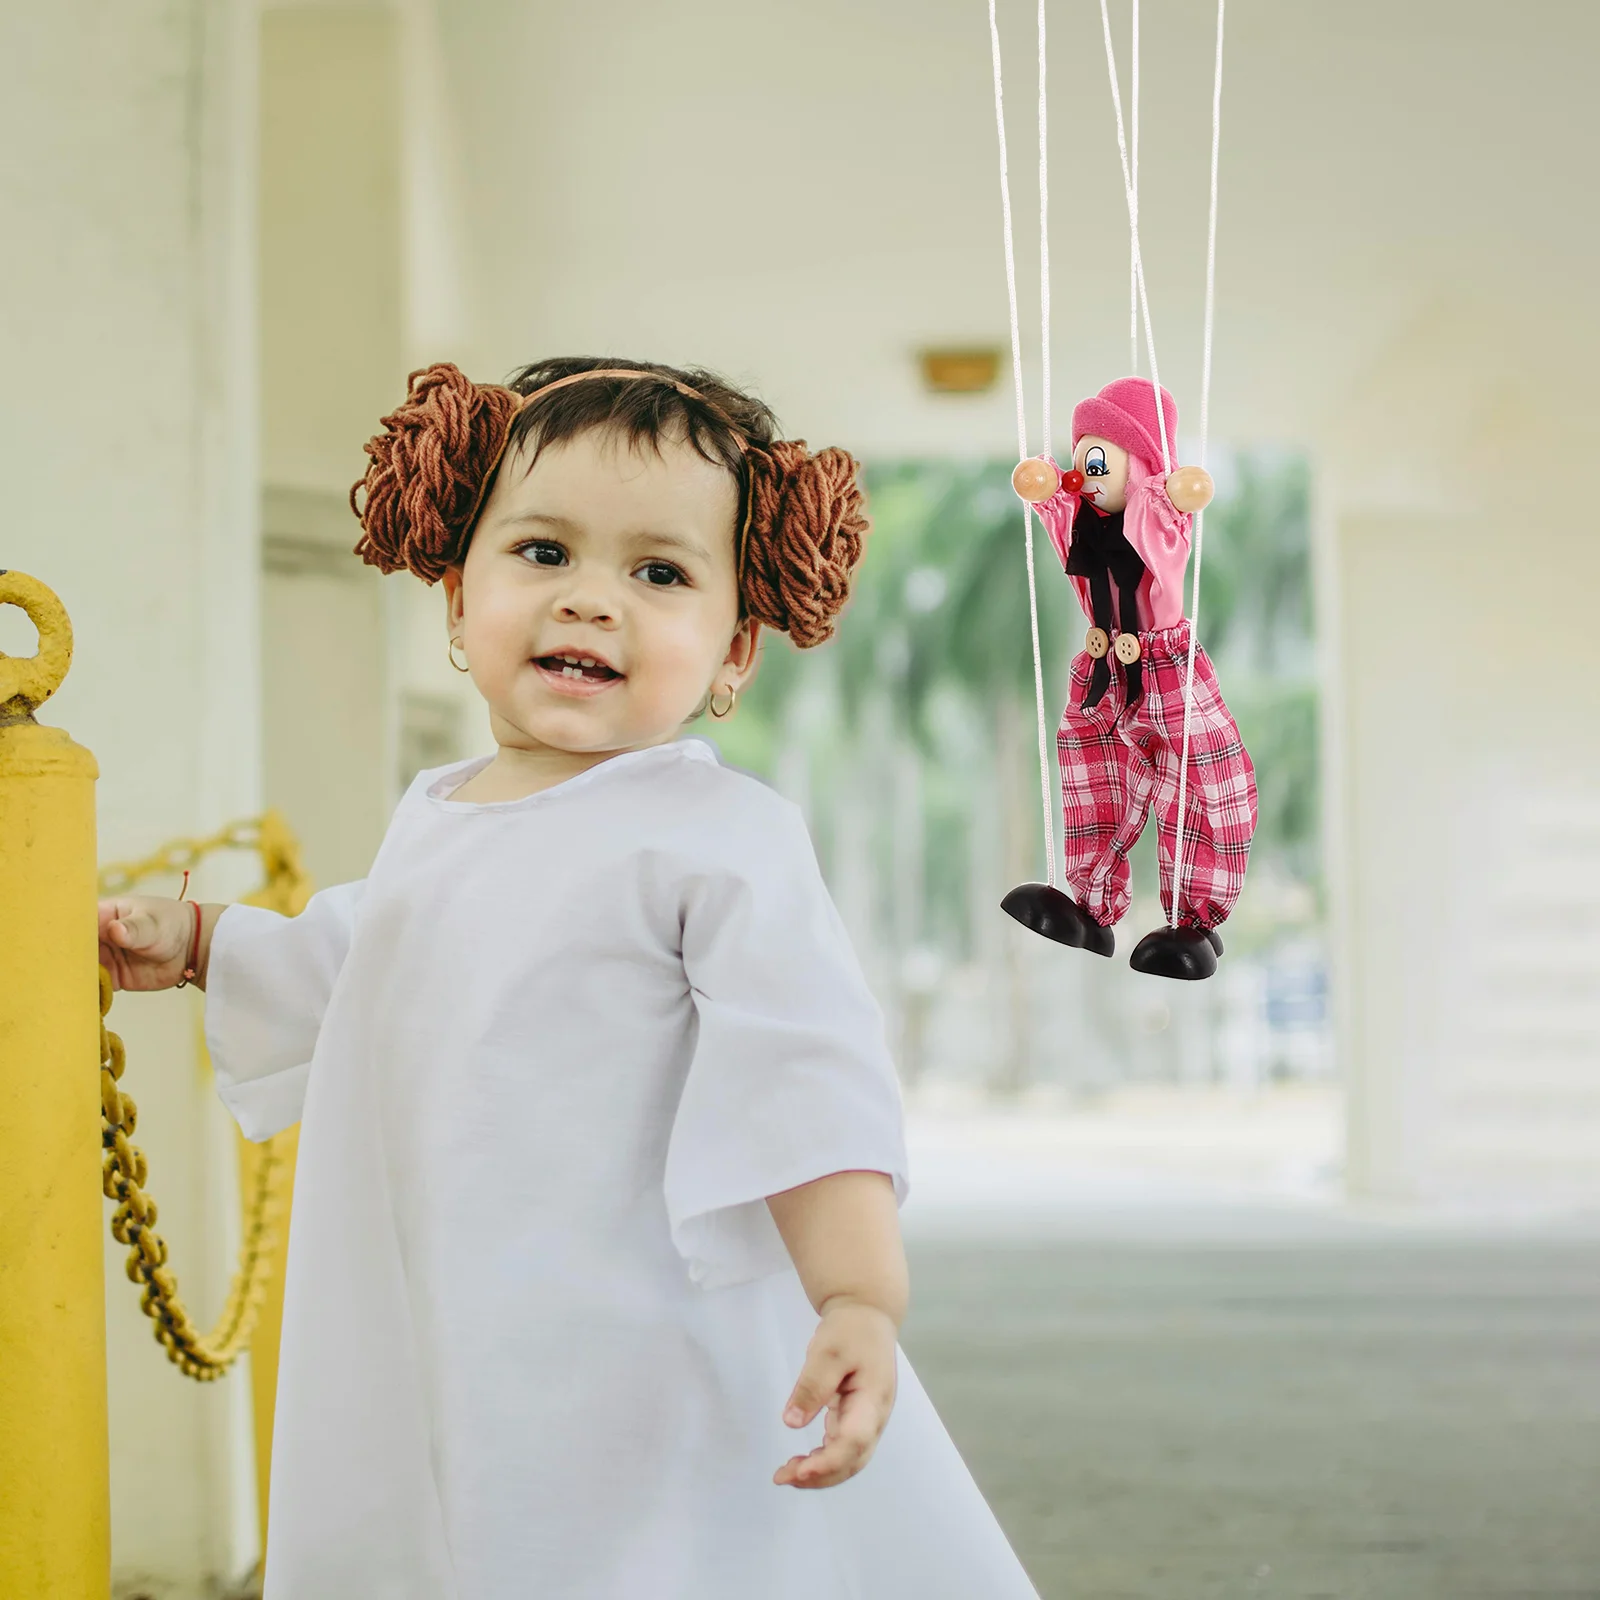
[392,0,1597,469]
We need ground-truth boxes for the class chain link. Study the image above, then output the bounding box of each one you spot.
[98,811,313,1380]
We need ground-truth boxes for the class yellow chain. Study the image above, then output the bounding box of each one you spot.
[97,811,313,1380]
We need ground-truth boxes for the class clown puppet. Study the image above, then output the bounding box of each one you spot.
[1002,377,1258,981]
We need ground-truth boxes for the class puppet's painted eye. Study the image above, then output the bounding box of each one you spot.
[1084,447,1108,477]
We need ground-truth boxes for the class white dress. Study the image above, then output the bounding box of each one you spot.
[206,740,1038,1599]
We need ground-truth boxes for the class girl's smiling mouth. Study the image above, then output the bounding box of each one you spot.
[533,652,624,696]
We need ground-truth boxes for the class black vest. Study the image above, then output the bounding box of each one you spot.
[1065,504,1146,707]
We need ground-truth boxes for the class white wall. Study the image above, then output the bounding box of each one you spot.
[1332,504,1600,1204]
[1321,296,1600,1204]
[0,0,262,1592]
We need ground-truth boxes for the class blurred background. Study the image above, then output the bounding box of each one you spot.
[3,1,1597,1596]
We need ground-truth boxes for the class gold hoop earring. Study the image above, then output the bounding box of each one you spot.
[448,637,470,674]
[708,687,737,719]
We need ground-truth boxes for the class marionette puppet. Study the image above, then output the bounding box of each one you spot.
[1002,377,1257,981]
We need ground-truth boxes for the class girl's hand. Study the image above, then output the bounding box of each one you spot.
[98,896,216,992]
[774,1298,899,1489]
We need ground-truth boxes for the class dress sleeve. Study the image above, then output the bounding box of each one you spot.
[665,796,908,1290]
[203,880,365,1142]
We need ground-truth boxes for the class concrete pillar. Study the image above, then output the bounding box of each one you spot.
[1320,298,1600,1207]
[260,1,482,860]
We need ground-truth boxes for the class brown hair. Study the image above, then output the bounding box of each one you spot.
[350,358,869,649]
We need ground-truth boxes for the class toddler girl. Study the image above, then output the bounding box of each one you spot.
[99,359,1038,1599]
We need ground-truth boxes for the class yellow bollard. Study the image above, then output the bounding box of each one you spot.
[0,572,110,1598]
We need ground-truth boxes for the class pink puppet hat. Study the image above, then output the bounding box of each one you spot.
[1072,377,1179,473]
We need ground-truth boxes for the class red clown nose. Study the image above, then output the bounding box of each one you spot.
[1061,469,1086,494]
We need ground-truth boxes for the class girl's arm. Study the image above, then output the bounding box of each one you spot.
[99,882,363,1144]
[766,1169,908,1490]
[99,896,227,992]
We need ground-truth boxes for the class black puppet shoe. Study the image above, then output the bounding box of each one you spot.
[1204,928,1224,957]
[1128,924,1219,981]
[1000,883,1115,958]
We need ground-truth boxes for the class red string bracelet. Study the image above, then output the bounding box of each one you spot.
[175,871,203,990]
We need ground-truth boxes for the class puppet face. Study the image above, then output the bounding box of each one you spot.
[443,427,758,758]
[1072,435,1131,514]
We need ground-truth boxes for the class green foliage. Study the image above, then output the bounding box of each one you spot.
[1197,454,1313,675]
[1229,680,1320,881]
[1196,454,1319,878]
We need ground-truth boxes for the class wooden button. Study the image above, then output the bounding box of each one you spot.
[1085,628,1109,659]
[1114,633,1142,665]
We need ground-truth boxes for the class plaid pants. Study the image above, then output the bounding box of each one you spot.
[1056,621,1257,930]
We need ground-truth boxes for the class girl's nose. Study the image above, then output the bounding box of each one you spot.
[555,589,618,627]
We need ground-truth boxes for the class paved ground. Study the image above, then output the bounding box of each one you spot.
[899,1102,1600,1600]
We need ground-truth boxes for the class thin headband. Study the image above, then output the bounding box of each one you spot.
[513,368,750,453]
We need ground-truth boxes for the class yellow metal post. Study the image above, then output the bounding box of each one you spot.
[0,571,110,1598]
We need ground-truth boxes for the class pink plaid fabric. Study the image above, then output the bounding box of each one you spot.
[1056,621,1257,931]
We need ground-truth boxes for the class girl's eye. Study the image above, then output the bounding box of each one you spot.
[637,561,686,588]
[1084,448,1108,477]
[517,540,568,567]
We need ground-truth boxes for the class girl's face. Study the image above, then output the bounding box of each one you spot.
[1073,434,1131,513]
[443,426,759,758]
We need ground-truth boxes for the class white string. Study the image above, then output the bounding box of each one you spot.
[988,0,1028,465]
[1038,0,1051,452]
[1096,0,1171,475]
[1167,0,1226,928]
[987,0,1058,889]
[1129,0,1140,373]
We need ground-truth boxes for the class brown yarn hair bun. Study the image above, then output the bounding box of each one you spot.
[741,440,868,649]
[350,357,869,648]
[350,364,519,585]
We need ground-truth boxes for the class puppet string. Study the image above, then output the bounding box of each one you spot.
[1168,0,1226,928]
[989,0,1027,466]
[1038,0,1052,452]
[988,0,1060,891]
[1130,0,1140,374]
[1097,0,1171,475]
